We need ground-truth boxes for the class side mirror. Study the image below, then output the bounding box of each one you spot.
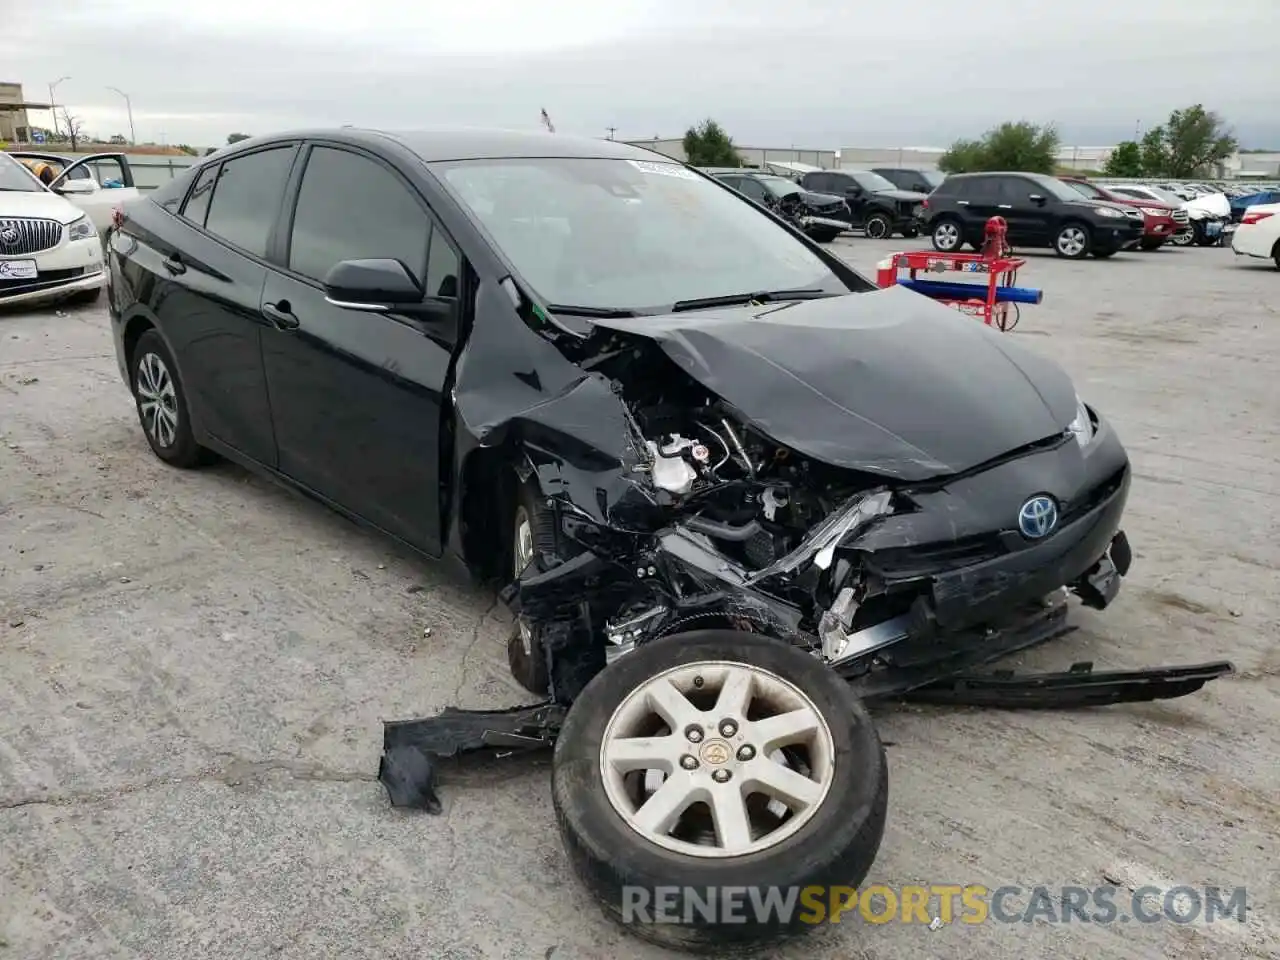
[323,258,424,312]
[56,179,97,195]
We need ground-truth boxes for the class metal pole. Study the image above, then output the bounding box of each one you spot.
[107,87,135,144]
[48,76,70,137]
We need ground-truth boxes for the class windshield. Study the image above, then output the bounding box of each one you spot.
[756,175,802,199]
[435,157,849,313]
[0,154,45,193]
[920,170,945,189]
[1030,175,1095,202]
[851,171,898,192]
[1063,180,1103,200]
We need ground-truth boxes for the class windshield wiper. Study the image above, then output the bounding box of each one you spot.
[671,289,835,313]
[544,304,639,318]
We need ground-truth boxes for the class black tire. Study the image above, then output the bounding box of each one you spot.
[930,217,964,252]
[506,481,559,695]
[552,630,888,951]
[807,227,840,244]
[1053,222,1091,259]
[1092,249,1118,259]
[864,212,892,240]
[903,226,920,238]
[130,330,208,468]
[1273,241,1280,270]
[1139,237,1165,251]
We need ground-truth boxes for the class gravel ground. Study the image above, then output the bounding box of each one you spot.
[1,239,1276,960]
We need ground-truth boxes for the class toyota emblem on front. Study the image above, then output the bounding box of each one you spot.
[1018,495,1058,539]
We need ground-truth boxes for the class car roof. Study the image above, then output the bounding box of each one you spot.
[221,127,672,164]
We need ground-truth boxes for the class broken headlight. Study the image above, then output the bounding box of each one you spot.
[1069,395,1095,448]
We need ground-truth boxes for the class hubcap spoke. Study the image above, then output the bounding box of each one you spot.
[714,667,753,718]
[746,756,825,810]
[645,677,700,731]
[709,785,754,851]
[604,735,676,774]
[632,772,698,836]
[751,707,822,752]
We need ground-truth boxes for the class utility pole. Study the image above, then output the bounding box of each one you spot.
[107,86,136,145]
[606,126,616,140]
[48,76,70,136]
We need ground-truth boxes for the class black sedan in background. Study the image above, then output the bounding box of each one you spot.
[104,128,1154,948]
[705,168,849,242]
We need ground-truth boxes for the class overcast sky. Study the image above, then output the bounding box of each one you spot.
[3,0,1276,150]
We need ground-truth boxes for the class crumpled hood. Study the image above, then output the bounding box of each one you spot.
[588,286,1079,481]
[1184,193,1230,219]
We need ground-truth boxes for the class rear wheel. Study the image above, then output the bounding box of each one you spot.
[1092,249,1118,259]
[1139,237,1165,251]
[864,212,892,240]
[931,218,963,252]
[130,330,208,468]
[1273,240,1280,270]
[1054,223,1091,259]
[553,630,888,950]
[807,227,840,244]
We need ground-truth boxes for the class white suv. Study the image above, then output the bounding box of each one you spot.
[0,153,105,308]
[1230,203,1280,269]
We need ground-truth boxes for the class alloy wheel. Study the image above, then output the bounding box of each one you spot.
[933,222,960,250]
[1057,226,1087,257]
[599,660,836,858]
[136,352,179,448]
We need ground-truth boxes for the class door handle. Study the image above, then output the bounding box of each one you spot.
[262,301,300,330]
[997,204,1013,209]
[956,200,970,206]
[162,255,186,275]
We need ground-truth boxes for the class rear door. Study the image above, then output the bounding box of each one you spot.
[957,177,999,237]
[141,144,297,467]
[258,142,462,555]
[995,176,1049,244]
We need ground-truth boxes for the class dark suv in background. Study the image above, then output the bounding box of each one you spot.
[871,167,945,195]
[921,172,1145,259]
[799,169,927,239]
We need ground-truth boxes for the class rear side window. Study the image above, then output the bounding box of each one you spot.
[181,166,219,226]
[287,146,430,284]
[203,147,295,257]
[956,177,998,200]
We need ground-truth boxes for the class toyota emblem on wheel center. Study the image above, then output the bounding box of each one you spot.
[1018,495,1058,539]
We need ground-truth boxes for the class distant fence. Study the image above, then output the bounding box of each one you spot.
[127,156,197,190]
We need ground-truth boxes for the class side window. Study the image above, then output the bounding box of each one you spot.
[736,178,770,203]
[425,227,461,301]
[182,165,219,227]
[810,173,833,192]
[961,178,997,201]
[203,147,295,257]
[288,146,430,284]
[828,174,855,193]
[993,178,1028,202]
[716,176,742,193]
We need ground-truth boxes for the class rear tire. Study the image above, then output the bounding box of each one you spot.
[130,330,208,468]
[1138,237,1165,251]
[807,227,840,244]
[864,212,892,240]
[553,630,888,951]
[1273,240,1280,270]
[1092,249,1117,259]
[506,480,561,695]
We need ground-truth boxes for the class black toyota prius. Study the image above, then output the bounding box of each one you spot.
[105,127,1227,950]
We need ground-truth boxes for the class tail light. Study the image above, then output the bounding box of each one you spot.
[1241,211,1274,225]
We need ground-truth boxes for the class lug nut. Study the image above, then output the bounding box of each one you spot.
[711,769,732,783]
[719,719,738,738]
[685,726,704,743]
[680,755,699,770]
[737,745,755,761]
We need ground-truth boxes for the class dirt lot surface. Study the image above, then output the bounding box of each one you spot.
[2,240,1277,959]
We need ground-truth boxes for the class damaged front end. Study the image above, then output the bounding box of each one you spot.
[381,287,1232,811]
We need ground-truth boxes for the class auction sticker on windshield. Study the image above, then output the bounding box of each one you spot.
[0,260,38,280]
[628,159,699,180]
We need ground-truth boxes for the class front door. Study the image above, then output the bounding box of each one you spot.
[998,176,1051,245]
[259,143,462,555]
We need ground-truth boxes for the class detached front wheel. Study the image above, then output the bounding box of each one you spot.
[552,630,888,951]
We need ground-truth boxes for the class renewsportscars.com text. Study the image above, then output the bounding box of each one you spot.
[621,884,1248,926]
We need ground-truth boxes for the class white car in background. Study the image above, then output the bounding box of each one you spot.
[9,151,143,233]
[0,152,105,307]
[1230,203,1280,269]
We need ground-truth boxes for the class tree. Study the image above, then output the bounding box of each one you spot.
[1104,141,1143,177]
[1136,105,1237,177]
[938,121,1060,174]
[60,109,85,151]
[227,132,251,145]
[682,119,740,167]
